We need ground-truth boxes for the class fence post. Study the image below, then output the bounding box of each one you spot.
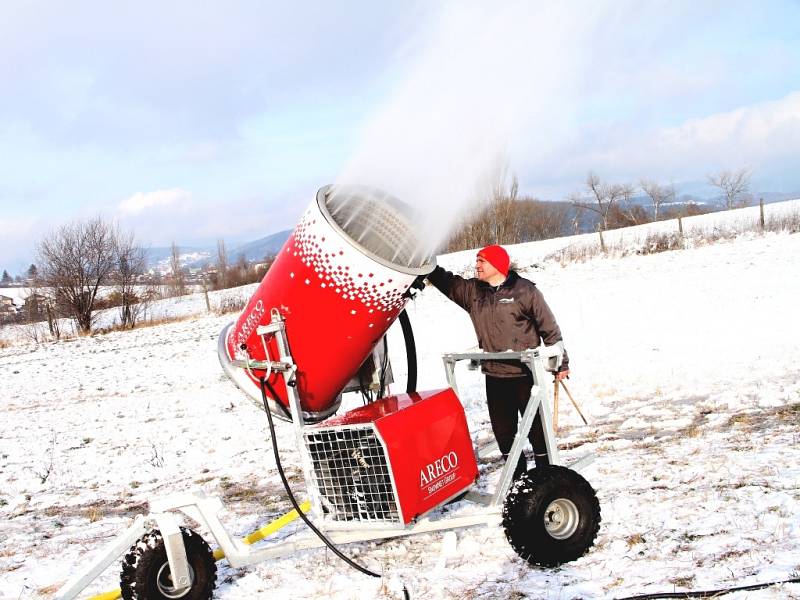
[677,216,684,237]
[203,279,211,313]
[759,198,765,230]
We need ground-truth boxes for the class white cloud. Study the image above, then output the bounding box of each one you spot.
[118,188,192,215]
[0,216,36,237]
[0,216,44,272]
[657,91,800,165]
[517,90,800,198]
[581,91,800,184]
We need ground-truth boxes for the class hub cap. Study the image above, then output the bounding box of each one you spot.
[544,498,579,540]
[156,562,195,598]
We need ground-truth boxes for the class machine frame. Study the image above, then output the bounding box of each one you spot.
[55,311,592,600]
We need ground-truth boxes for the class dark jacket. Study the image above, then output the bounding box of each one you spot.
[428,266,569,377]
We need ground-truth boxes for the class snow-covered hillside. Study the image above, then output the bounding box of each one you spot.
[1,212,799,598]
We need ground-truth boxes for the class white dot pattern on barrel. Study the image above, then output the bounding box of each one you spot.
[293,208,411,313]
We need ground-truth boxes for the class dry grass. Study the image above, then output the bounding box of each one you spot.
[683,423,703,438]
[38,583,62,595]
[546,209,800,266]
[669,575,696,588]
[215,295,247,315]
[715,548,751,562]
[94,314,195,335]
[41,498,146,521]
[625,533,645,548]
[765,210,800,233]
[726,413,753,428]
[775,402,800,422]
[637,231,685,255]
[221,481,261,503]
[85,506,103,522]
[0,313,200,348]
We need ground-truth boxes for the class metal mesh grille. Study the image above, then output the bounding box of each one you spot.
[304,425,399,523]
[322,185,431,270]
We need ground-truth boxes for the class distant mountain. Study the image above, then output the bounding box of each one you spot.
[757,191,800,203]
[145,246,212,266]
[144,246,214,271]
[141,230,291,273]
[229,229,292,261]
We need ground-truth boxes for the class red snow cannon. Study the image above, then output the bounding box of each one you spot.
[218,185,435,422]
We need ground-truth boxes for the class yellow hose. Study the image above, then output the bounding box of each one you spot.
[213,499,311,559]
[86,592,121,600]
[86,500,311,600]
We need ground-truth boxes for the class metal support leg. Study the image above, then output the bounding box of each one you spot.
[442,355,459,396]
[530,357,560,468]
[155,513,192,593]
[54,515,148,600]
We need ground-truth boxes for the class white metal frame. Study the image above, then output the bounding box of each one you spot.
[55,312,591,600]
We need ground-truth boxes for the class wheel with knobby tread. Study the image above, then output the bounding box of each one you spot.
[502,465,600,567]
[120,527,217,600]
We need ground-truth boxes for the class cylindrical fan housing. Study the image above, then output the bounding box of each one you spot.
[218,185,435,422]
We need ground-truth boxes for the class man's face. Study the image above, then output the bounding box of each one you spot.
[475,256,501,282]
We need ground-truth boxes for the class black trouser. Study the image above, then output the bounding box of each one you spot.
[485,373,549,479]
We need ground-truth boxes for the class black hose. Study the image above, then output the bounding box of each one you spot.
[263,378,292,420]
[615,577,800,599]
[258,377,411,599]
[258,376,380,579]
[397,309,417,393]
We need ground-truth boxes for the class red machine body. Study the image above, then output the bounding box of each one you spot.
[218,185,434,422]
[307,388,478,524]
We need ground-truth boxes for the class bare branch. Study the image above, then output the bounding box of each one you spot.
[572,172,631,231]
[36,216,119,334]
[708,168,751,210]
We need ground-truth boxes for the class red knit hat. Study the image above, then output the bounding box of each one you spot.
[477,245,510,276]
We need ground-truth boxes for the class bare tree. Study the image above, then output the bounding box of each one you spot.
[216,239,228,290]
[708,168,751,210]
[168,242,186,297]
[574,173,632,231]
[485,172,521,244]
[516,198,570,241]
[572,173,632,251]
[616,183,651,227]
[36,216,118,334]
[114,232,147,328]
[606,202,650,229]
[639,180,675,222]
[233,253,249,287]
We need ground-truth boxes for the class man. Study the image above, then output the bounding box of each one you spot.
[427,244,570,480]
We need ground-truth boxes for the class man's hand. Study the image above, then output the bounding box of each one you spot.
[555,369,570,381]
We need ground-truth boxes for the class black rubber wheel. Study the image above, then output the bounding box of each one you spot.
[502,465,600,567]
[120,527,217,600]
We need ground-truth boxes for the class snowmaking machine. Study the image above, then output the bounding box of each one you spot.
[55,185,600,600]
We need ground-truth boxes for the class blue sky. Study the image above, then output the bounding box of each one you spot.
[1,0,799,273]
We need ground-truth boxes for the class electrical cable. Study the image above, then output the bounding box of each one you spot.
[614,577,800,600]
[258,377,411,599]
[397,309,417,393]
[378,334,389,398]
[263,377,292,420]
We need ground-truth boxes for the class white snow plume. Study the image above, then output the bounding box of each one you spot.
[118,188,192,216]
[335,1,701,260]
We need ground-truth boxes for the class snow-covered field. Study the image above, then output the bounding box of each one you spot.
[1,207,799,599]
